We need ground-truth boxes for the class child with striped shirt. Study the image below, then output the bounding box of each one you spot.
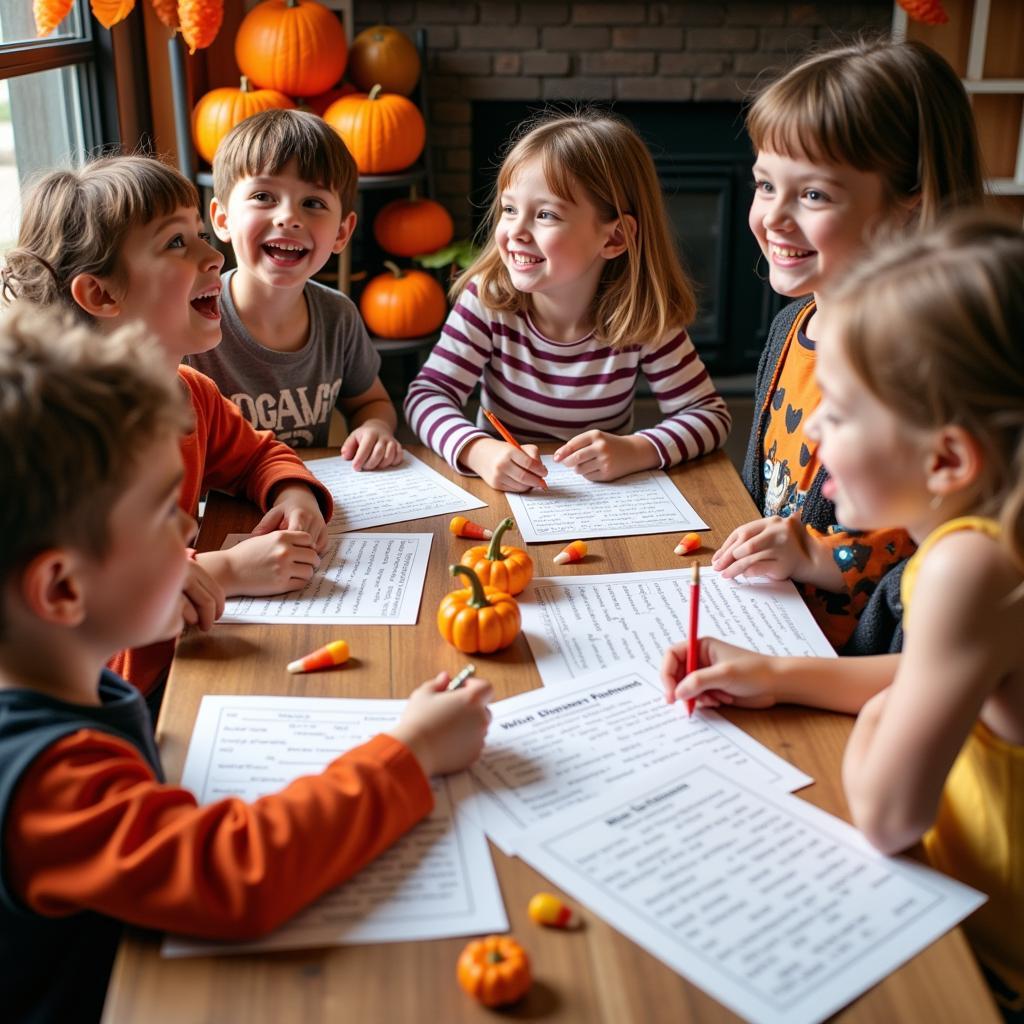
[404,109,730,491]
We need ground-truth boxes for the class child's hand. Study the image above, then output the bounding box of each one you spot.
[388,671,493,776]
[461,437,547,492]
[661,637,778,711]
[181,558,225,631]
[216,530,321,596]
[256,484,328,552]
[340,421,404,471]
[712,510,844,590]
[553,430,659,481]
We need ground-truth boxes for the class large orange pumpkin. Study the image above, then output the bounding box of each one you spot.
[359,261,446,339]
[373,195,454,258]
[323,84,425,175]
[192,77,295,165]
[347,25,421,96]
[235,0,347,99]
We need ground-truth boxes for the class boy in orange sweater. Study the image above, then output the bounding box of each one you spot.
[0,304,493,1024]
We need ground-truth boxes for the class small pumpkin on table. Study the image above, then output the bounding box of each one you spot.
[438,565,520,655]
[457,935,532,1008]
[459,516,533,596]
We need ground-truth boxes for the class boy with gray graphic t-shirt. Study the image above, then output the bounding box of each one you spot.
[188,108,405,469]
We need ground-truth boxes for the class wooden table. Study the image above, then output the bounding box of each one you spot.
[103,446,997,1024]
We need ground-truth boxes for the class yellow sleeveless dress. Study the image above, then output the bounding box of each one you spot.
[902,516,1024,1008]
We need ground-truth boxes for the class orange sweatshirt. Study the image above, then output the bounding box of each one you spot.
[109,367,334,696]
[7,728,432,939]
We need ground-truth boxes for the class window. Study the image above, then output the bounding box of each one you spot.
[0,1,125,247]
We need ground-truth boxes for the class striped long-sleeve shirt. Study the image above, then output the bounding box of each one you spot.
[404,279,732,472]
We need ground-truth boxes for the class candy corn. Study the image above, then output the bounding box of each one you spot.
[287,640,350,674]
[528,892,579,929]
[450,516,492,540]
[553,540,587,565]
[674,532,701,556]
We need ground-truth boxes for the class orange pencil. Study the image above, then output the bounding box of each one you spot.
[482,409,548,490]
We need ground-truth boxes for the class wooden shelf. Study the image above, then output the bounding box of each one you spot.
[369,333,438,355]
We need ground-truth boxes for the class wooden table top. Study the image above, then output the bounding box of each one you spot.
[103,446,997,1024]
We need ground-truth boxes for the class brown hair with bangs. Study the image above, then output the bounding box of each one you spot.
[453,107,696,350]
[0,302,192,635]
[212,108,358,213]
[1,156,199,321]
[746,38,984,228]
[832,212,1024,570]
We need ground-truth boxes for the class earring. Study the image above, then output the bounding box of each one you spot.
[753,252,769,282]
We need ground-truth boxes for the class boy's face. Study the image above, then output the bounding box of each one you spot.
[78,432,195,656]
[112,207,225,363]
[211,157,355,291]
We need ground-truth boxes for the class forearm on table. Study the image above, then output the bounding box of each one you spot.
[769,653,898,714]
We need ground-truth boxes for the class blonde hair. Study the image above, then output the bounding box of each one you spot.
[0,303,191,631]
[746,38,984,228]
[212,108,358,213]
[453,108,696,349]
[1,156,199,320]
[832,213,1024,570]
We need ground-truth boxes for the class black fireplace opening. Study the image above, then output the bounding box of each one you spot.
[470,100,786,378]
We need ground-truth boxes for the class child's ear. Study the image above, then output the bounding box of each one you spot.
[925,424,984,499]
[210,196,232,243]
[69,273,122,320]
[601,214,637,261]
[332,211,358,254]
[20,548,87,628]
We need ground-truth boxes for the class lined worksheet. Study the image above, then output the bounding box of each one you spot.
[307,452,486,533]
[163,695,508,956]
[515,761,984,1024]
[218,532,431,625]
[460,665,811,854]
[519,567,835,685]
[505,457,707,542]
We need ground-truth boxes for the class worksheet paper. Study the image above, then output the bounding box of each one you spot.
[504,457,707,542]
[519,568,836,686]
[163,695,508,957]
[515,761,985,1024]
[306,452,486,533]
[218,532,431,625]
[460,665,811,855]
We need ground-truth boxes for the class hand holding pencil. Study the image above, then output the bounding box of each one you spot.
[482,410,548,490]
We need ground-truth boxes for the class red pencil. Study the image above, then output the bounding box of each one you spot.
[685,561,700,715]
[482,409,548,490]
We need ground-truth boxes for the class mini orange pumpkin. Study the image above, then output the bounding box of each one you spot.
[460,517,533,596]
[347,24,421,96]
[324,84,425,175]
[235,0,347,98]
[438,565,520,655]
[192,77,295,165]
[373,195,454,258]
[359,260,446,340]
[457,935,532,1007]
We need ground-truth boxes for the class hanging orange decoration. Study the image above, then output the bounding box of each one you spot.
[896,0,948,24]
[179,0,223,52]
[90,0,135,30]
[34,0,74,36]
[150,0,179,29]
[235,0,348,99]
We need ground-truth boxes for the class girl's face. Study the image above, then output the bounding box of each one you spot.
[112,207,224,363]
[748,150,891,302]
[495,156,624,307]
[806,323,933,533]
